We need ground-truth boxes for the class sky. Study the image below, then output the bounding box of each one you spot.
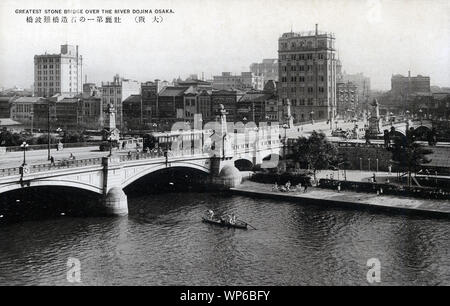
[0,0,449,91]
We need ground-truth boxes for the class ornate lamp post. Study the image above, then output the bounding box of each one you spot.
[30,111,34,135]
[282,123,288,163]
[20,141,29,166]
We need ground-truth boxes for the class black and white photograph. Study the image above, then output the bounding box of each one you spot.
[0,0,449,292]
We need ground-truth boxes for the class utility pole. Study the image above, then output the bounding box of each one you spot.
[47,97,51,160]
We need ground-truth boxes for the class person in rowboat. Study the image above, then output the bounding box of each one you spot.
[207,209,215,219]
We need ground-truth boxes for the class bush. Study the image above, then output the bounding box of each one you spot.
[251,172,312,186]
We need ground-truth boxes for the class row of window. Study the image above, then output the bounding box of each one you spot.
[280,39,331,49]
[280,75,331,83]
[282,64,332,72]
[12,104,32,113]
[102,97,122,105]
[36,64,76,69]
[280,53,334,61]
[282,98,330,108]
[36,58,60,63]
[36,88,60,93]
[101,88,122,95]
[36,64,60,69]
[37,70,59,75]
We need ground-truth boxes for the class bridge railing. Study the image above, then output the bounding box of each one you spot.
[28,157,104,173]
[119,148,207,162]
[0,157,104,177]
[0,167,21,177]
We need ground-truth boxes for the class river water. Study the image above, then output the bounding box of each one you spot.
[0,191,449,285]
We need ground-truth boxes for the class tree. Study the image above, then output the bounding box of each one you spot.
[0,130,25,146]
[391,132,433,187]
[62,131,86,143]
[291,131,338,181]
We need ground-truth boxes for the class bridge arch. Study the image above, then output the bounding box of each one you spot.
[234,158,254,171]
[413,126,431,138]
[0,179,103,195]
[122,162,210,189]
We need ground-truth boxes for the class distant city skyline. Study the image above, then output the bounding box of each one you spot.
[0,0,449,91]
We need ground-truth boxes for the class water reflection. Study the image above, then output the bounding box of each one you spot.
[0,192,449,285]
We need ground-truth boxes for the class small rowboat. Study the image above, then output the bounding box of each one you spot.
[202,217,248,229]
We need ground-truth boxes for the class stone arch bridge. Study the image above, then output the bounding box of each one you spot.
[0,129,284,216]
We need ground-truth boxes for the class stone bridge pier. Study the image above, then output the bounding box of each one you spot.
[102,156,129,216]
[99,154,245,217]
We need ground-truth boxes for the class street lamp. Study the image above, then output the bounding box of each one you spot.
[282,123,288,163]
[20,141,29,166]
[47,100,53,161]
[419,109,423,125]
[30,111,34,135]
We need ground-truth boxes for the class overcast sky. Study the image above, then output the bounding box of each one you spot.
[0,0,449,90]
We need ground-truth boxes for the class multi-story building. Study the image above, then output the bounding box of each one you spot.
[278,24,337,123]
[337,81,358,119]
[235,81,279,124]
[141,79,171,128]
[391,71,431,96]
[78,84,103,130]
[250,59,279,82]
[157,86,190,129]
[122,95,143,131]
[55,97,79,130]
[34,44,83,97]
[197,90,213,123]
[211,89,245,122]
[341,72,370,112]
[0,97,12,118]
[212,72,264,91]
[10,97,43,129]
[100,74,140,130]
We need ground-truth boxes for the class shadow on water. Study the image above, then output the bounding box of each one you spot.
[0,186,103,225]
[124,167,212,196]
[0,168,215,225]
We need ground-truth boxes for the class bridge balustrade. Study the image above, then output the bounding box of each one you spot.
[29,157,104,173]
[0,167,20,177]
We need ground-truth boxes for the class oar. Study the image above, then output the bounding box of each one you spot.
[238,219,257,230]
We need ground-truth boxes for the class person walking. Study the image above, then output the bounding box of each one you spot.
[50,156,55,166]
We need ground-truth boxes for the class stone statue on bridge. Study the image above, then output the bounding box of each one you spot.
[284,99,294,128]
[104,103,120,142]
[368,98,382,136]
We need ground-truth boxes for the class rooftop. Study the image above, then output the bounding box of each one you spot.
[0,118,22,126]
[158,86,190,97]
[280,30,335,39]
[13,97,44,103]
[123,94,142,104]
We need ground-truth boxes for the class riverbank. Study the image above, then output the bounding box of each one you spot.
[231,181,450,218]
